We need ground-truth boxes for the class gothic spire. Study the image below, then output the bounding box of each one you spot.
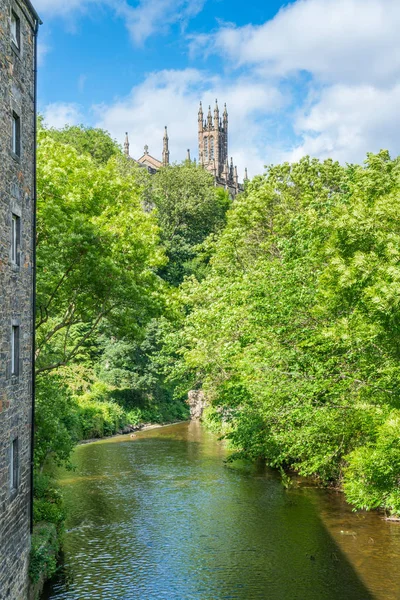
[214,99,219,127]
[244,167,249,181]
[124,132,130,157]
[223,102,228,123]
[230,156,234,180]
[207,105,213,129]
[162,126,170,166]
[198,101,204,133]
[187,149,191,163]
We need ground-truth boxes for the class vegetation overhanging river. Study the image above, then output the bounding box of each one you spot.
[42,422,400,599]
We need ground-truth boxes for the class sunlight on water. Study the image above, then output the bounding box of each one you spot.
[42,422,400,600]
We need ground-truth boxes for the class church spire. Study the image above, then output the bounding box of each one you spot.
[198,101,203,133]
[244,167,249,181]
[207,105,213,129]
[124,132,130,157]
[214,99,219,128]
[223,103,228,125]
[162,126,170,166]
[187,149,191,163]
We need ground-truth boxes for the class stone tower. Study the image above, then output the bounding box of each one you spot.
[124,132,130,156]
[198,100,228,178]
[162,126,170,167]
[0,1,41,598]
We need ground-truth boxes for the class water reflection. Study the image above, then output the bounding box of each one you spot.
[42,422,400,599]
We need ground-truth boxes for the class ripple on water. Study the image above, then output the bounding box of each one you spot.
[42,423,400,600]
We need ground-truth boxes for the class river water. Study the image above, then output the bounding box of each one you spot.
[42,422,400,600]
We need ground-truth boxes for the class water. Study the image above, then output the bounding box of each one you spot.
[42,422,400,599]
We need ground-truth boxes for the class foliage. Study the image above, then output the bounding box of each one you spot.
[31,473,64,585]
[33,473,66,528]
[45,123,121,165]
[152,163,231,285]
[29,523,59,584]
[34,374,80,470]
[166,152,400,515]
[36,125,166,375]
[35,121,400,521]
[34,123,188,475]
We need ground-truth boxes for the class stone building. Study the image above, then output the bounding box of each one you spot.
[124,101,248,197]
[0,1,40,598]
[197,100,246,197]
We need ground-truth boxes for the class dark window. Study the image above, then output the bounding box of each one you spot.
[11,325,20,376]
[11,11,20,49]
[10,438,19,490]
[12,112,21,157]
[11,214,21,266]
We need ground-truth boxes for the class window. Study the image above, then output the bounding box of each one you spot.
[11,11,20,49]
[10,438,19,490]
[12,112,21,157]
[11,325,20,376]
[204,137,208,159]
[11,214,20,266]
[210,138,215,160]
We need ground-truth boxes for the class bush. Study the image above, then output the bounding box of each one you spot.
[33,472,66,529]
[76,396,127,439]
[344,412,400,514]
[29,523,59,584]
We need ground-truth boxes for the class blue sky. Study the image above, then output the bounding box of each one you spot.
[35,0,400,178]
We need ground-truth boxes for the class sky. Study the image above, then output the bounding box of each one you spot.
[35,0,400,178]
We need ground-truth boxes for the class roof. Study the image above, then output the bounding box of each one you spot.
[137,154,163,169]
[21,0,42,24]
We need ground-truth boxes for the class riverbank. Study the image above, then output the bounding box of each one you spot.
[78,420,188,445]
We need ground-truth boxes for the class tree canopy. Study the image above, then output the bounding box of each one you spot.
[34,119,400,517]
[164,152,400,515]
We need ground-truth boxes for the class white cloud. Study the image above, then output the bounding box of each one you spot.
[94,69,284,177]
[42,103,83,129]
[286,83,400,164]
[189,0,400,166]
[115,0,206,46]
[35,0,206,45]
[194,0,400,86]
[38,0,400,170]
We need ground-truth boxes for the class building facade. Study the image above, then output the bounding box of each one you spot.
[198,100,246,197]
[124,100,248,197]
[0,1,40,598]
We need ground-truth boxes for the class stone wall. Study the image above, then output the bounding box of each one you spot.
[0,1,38,597]
[187,390,207,421]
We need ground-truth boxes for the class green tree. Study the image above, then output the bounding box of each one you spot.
[36,126,166,375]
[165,154,400,512]
[46,124,121,165]
[152,162,231,285]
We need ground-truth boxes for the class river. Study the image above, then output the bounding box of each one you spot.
[42,421,400,599]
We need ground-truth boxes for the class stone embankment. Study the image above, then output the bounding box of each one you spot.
[188,390,207,420]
